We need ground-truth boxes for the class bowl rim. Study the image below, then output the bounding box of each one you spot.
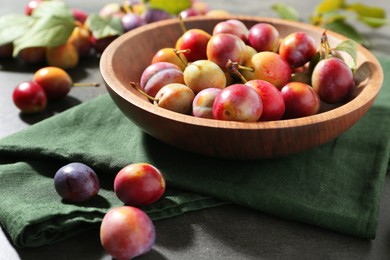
[100,15,384,131]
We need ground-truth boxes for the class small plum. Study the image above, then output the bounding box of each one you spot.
[12,81,47,113]
[90,35,118,54]
[279,32,317,68]
[183,59,226,94]
[245,80,285,121]
[206,33,247,70]
[0,43,13,59]
[121,13,146,32]
[25,0,42,15]
[244,45,257,63]
[179,8,200,19]
[248,23,279,52]
[192,1,210,15]
[100,206,155,260]
[33,66,73,100]
[175,29,212,62]
[142,8,171,23]
[54,162,100,203]
[281,82,321,119]
[311,57,355,104]
[18,47,46,64]
[68,26,92,57]
[154,83,195,114]
[33,66,98,100]
[99,3,123,18]
[46,42,79,70]
[72,8,88,24]
[192,88,222,118]
[140,62,185,97]
[242,51,291,89]
[114,163,166,206]
[212,84,263,122]
[205,10,231,17]
[151,47,188,71]
[212,19,249,43]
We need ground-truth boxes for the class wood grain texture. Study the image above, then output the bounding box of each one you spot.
[100,16,383,159]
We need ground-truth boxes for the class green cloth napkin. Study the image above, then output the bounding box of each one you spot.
[0,57,389,248]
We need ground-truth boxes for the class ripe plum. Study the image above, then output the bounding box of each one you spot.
[311,57,355,103]
[212,84,263,122]
[114,163,166,206]
[54,162,100,203]
[12,81,47,113]
[248,23,279,52]
[281,82,320,119]
[140,62,185,97]
[279,32,317,68]
[100,206,155,260]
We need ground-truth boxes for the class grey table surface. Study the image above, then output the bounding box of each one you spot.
[1,0,389,259]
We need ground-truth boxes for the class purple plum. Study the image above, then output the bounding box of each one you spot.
[54,162,100,203]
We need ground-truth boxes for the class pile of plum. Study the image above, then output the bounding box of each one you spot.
[137,19,356,122]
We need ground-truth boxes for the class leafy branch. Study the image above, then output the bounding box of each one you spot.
[272,0,388,48]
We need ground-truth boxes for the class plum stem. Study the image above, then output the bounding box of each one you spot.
[130,82,159,103]
[72,82,100,87]
[173,49,190,67]
[226,59,249,83]
[320,30,331,59]
[178,15,187,34]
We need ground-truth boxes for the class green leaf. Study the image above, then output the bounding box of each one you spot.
[85,14,124,40]
[13,15,75,56]
[334,39,358,71]
[149,0,192,15]
[271,3,300,21]
[32,1,73,19]
[0,14,35,45]
[345,3,386,19]
[345,3,387,28]
[357,16,388,28]
[324,20,370,47]
[314,0,346,15]
[314,10,347,26]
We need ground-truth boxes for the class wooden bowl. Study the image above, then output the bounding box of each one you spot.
[100,16,383,159]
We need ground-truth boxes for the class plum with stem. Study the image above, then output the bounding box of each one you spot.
[132,82,195,115]
[175,28,212,62]
[241,51,291,89]
[33,66,99,100]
